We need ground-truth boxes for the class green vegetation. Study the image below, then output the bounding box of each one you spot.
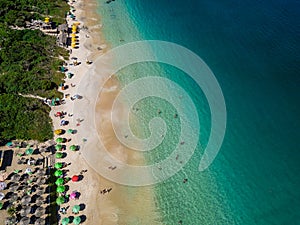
[7,206,16,216]
[0,0,70,145]
[0,0,69,26]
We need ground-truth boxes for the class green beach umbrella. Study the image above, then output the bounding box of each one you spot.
[25,148,34,155]
[0,202,3,209]
[67,129,74,134]
[61,217,70,225]
[55,144,63,150]
[54,162,63,169]
[56,137,64,143]
[55,152,63,159]
[69,145,77,151]
[56,196,65,205]
[56,185,65,193]
[73,216,81,225]
[55,178,64,186]
[72,205,80,214]
[54,170,63,177]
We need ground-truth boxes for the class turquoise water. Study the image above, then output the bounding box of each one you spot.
[97,0,300,224]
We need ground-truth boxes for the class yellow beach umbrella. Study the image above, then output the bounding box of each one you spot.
[71,33,76,37]
[74,22,80,26]
[45,17,50,23]
[71,43,76,48]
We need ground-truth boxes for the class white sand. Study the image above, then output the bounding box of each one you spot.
[51,0,161,224]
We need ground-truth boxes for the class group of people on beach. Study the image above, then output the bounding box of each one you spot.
[99,188,112,195]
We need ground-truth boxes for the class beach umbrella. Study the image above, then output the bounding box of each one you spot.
[37,177,46,185]
[56,111,63,117]
[55,144,63,150]
[73,216,81,225]
[9,183,18,191]
[71,175,79,182]
[56,137,64,143]
[20,216,30,225]
[54,170,63,177]
[72,205,80,214]
[55,178,64,186]
[20,206,31,216]
[5,217,17,225]
[24,168,32,174]
[55,152,63,159]
[61,120,68,126]
[55,129,63,135]
[0,182,7,190]
[67,129,74,134]
[69,145,77,151]
[55,162,63,169]
[56,185,65,193]
[25,148,34,155]
[70,191,77,200]
[0,202,3,209]
[61,217,70,225]
[0,192,4,201]
[36,169,46,176]
[35,207,44,217]
[34,218,45,225]
[71,33,76,37]
[56,196,65,205]
[8,193,18,203]
[14,169,20,173]
[0,172,8,182]
[11,174,21,181]
[39,147,47,153]
[36,195,44,202]
[21,196,31,205]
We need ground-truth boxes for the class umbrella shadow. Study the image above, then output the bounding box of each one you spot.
[33,148,39,155]
[75,192,81,199]
[80,215,87,223]
[79,203,85,211]
[78,175,84,181]
[69,216,74,223]
[2,201,11,210]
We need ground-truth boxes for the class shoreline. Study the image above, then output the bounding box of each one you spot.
[53,0,160,224]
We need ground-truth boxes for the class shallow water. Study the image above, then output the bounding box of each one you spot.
[97,0,300,224]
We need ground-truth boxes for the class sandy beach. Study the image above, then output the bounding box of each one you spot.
[52,0,160,224]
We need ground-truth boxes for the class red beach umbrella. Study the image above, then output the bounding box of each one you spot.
[71,175,79,182]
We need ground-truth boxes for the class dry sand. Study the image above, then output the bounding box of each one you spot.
[52,0,161,224]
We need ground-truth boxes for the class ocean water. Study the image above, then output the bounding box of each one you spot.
[97,0,300,224]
